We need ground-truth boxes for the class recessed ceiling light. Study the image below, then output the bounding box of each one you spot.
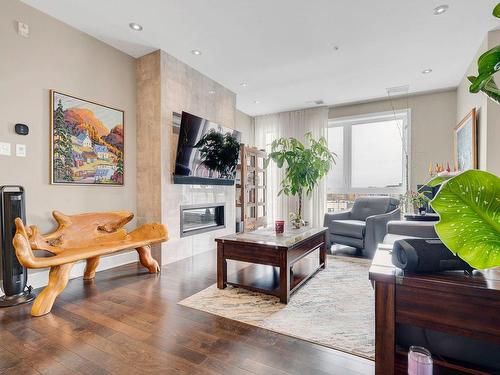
[208,90,216,94]
[240,82,248,87]
[191,49,202,56]
[422,68,433,74]
[433,5,449,15]
[254,100,260,104]
[129,22,143,31]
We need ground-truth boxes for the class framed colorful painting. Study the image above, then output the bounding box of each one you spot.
[50,90,124,185]
[454,108,477,171]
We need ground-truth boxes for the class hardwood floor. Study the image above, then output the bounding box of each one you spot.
[0,250,374,375]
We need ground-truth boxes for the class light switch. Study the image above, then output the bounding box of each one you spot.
[16,144,27,157]
[0,142,11,156]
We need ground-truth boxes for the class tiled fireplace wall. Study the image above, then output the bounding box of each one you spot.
[137,50,237,265]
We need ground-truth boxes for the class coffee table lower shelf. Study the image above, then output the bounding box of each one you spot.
[216,227,328,304]
[226,257,324,299]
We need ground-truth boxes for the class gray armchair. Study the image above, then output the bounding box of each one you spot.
[323,196,400,258]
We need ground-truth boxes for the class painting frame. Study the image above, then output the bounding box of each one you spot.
[454,108,477,171]
[50,90,125,186]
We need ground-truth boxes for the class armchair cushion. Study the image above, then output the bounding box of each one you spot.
[331,220,366,239]
[350,196,399,221]
[331,235,364,249]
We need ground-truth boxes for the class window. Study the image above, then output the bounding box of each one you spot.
[326,110,409,212]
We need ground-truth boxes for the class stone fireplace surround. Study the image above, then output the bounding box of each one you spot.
[137,49,237,265]
[164,185,234,264]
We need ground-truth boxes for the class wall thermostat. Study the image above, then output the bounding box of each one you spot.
[17,21,29,37]
[15,123,29,135]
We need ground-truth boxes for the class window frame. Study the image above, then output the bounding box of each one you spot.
[327,109,411,195]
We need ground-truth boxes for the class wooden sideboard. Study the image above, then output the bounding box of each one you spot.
[369,246,500,375]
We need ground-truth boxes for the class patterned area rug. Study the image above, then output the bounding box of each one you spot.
[178,256,375,360]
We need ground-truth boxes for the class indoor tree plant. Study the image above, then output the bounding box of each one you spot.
[265,132,335,228]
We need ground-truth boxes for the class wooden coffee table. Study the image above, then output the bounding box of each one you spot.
[215,226,327,303]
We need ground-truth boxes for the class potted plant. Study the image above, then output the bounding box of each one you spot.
[265,132,335,228]
[401,190,431,215]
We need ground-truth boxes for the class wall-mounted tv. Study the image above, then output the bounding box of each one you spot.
[174,112,241,185]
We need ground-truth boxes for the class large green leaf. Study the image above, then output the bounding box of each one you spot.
[430,170,500,269]
[494,2,500,18]
[468,45,500,104]
[424,175,451,188]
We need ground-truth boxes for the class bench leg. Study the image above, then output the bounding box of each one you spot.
[32,263,74,317]
[83,256,100,280]
[136,245,160,273]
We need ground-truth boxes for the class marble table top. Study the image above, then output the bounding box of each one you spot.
[215,225,327,248]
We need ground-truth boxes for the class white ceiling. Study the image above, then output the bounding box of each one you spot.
[22,0,500,116]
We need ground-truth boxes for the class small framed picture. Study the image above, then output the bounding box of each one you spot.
[50,90,124,185]
[454,108,477,171]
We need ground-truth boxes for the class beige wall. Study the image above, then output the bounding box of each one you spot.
[235,110,255,146]
[137,50,237,264]
[485,30,500,176]
[456,30,500,175]
[456,37,488,170]
[329,90,458,187]
[0,1,137,280]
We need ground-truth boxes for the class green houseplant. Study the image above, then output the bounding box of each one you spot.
[401,190,431,215]
[265,132,335,227]
[428,170,500,269]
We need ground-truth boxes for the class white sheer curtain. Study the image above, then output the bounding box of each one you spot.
[255,107,328,227]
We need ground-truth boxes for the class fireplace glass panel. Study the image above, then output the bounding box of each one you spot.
[180,204,225,237]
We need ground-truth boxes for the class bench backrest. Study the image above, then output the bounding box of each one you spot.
[27,211,134,253]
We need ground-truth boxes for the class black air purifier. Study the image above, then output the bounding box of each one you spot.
[392,238,473,273]
[0,186,35,307]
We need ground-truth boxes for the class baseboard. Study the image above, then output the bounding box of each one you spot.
[0,251,138,297]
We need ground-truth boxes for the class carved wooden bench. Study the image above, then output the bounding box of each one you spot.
[12,211,168,316]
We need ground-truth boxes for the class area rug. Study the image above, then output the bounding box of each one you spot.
[178,256,375,360]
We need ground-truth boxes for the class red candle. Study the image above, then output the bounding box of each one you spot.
[275,220,285,234]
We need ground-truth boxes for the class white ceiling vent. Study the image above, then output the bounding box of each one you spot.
[386,85,410,95]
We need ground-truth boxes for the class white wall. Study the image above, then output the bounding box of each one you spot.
[329,90,458,188]
[0,0,138,286]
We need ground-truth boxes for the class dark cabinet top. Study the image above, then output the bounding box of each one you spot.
[369,246,500,299]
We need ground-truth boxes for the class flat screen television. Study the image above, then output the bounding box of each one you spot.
[174,112,241,185]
